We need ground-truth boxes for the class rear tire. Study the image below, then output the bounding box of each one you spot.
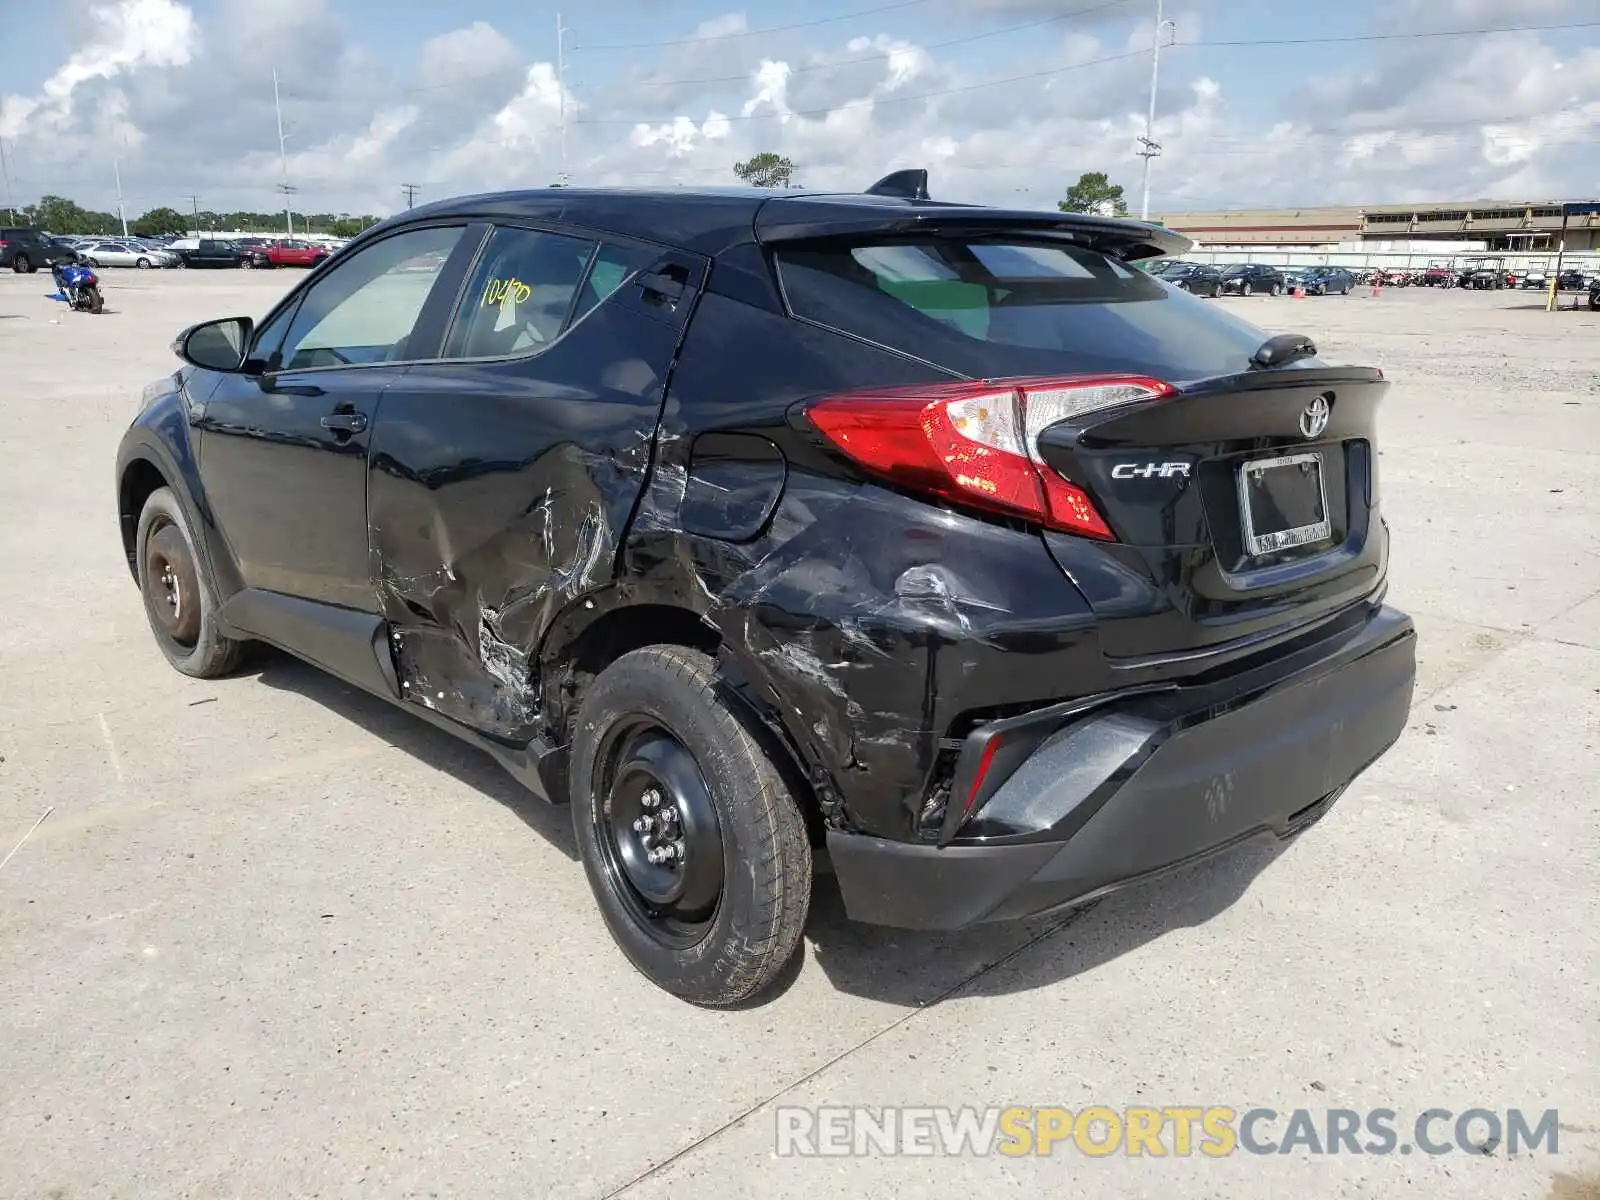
[86,285,104,314]
[135,486,244,678]
[571,645,812,1007]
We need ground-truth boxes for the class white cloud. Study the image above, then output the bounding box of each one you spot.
[1,0,196,139]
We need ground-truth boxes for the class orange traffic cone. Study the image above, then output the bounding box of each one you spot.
[1368,278,1381,298]
[1292,284,1306,299]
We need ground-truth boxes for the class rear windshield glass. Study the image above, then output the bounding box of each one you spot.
[775,237,1270,380]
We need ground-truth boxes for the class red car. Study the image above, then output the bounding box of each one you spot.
[262,239,330,268]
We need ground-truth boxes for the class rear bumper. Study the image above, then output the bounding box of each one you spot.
[828,604,1416,930]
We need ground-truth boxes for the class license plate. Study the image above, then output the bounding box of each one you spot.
[1237,451,1332,556]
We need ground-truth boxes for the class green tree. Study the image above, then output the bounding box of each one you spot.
[132,206,188,237]
[1058,172,1128,217]
[32,194,118,235]
[329,217,365,238]
[733,152,797,189]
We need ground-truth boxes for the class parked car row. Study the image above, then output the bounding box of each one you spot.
[3,227,346,272]
[1146,257,1594,296]
[1148,261,1357,298]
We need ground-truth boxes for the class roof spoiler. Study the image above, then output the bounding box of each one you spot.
[865,169,930,200]
[754,206,1192,261]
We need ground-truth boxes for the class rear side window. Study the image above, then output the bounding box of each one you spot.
[442,226,596,360]
[569,243,654,325]
[775,237,1270,380]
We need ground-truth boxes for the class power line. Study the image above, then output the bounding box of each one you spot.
[1191,19,1600,48]
[573,46,1152,126]
[572,0,932,52]
[552,19,1600,126]
[401,182,421,208]
[368,0,1133,98]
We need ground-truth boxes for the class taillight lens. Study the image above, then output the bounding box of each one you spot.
[807,374,1172,540]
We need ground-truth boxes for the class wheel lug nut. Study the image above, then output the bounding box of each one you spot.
[641,789,660,809]
[632,815,654,834]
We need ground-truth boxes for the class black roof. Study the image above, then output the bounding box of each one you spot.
[391,184,1191,259]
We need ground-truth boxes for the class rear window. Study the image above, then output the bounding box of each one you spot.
[775,237,1270,380]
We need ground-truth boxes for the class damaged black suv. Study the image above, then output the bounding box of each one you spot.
[116,172,1416,1006]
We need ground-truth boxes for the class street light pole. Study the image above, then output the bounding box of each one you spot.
[556,12,570,172]
[1137,0,1176,221]
[0,137,15,224]
[273,67,295,237]
[113,157,129,237]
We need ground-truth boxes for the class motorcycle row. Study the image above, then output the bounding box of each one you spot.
[1362,264,1592,291]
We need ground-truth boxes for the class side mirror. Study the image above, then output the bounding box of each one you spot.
[173,316,254,373]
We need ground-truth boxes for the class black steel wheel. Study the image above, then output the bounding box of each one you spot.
[571,645,812,1007]
[592,719,727,947]
[134,486,245,677]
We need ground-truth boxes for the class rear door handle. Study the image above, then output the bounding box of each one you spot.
[321,411,368,434]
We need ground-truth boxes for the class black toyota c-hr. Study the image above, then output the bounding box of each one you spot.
[115,172,1416,1006]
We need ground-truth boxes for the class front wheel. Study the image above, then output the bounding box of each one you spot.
[135,257,151,269]
[240,257,254,269]
[1241,282,1254,297]
[135,486,245,678]
[571,646,812,1007]
[1271,282,1285,296]
[12,253,32,273]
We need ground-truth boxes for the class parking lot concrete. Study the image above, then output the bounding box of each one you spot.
[1,268,1596,1199]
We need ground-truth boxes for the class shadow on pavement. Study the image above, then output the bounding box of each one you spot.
[239,644,1285,1005]
[802,838,1286,1007]
[246,647,577,860]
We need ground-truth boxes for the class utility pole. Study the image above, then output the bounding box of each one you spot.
[401,183,420,209]
[273,67,296,236]
[556,12,570,171]
[1137,0,1176,221]
[0,137,15,224]
[184,193,200,235]
[113,157,129,237]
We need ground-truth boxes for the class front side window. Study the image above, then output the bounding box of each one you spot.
[442,226,597,360]
[274,225,464,371]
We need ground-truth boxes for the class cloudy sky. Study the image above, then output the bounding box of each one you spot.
[2,0,1597,219]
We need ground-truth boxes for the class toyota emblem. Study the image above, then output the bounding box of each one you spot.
[1299,395,1330,440]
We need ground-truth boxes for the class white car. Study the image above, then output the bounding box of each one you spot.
[77,240,180,269]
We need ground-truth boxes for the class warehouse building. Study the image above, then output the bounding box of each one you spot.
[1148,200,1600,251]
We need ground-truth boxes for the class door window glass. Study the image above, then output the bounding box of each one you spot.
[442,226,596,360]
[570,243,655,325]
[275,225,464,370]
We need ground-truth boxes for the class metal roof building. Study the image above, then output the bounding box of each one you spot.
[1148,200,1600,251]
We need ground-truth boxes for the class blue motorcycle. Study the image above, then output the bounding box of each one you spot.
[52,261,104,313]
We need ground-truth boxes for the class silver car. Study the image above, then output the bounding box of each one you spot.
[77,240,179,269]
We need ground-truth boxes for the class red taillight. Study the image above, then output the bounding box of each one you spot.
[807,374,1172,540]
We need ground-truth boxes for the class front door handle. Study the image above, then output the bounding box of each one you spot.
[321,410,368,434]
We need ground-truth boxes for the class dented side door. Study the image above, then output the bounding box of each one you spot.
[364,222,706,740]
